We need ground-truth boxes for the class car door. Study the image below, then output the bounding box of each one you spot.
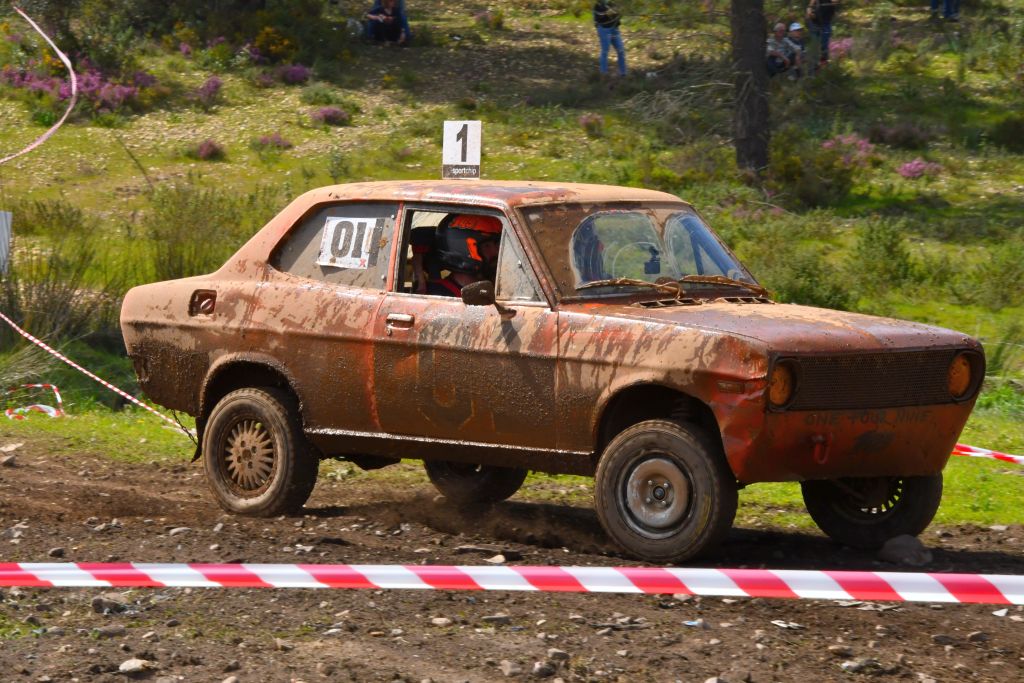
[252,201,397,438]
[372,210,559,451]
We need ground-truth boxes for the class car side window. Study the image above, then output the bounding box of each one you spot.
[496,228,543,303]
[272,202,396,288]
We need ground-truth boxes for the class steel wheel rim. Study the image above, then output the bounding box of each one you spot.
[832,478,903,523]
[222,418,277,497]
[621,455,691,538]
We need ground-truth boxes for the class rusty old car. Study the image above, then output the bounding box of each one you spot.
[120,181,984,562]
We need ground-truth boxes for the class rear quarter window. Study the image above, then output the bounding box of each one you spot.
[272,202,397,288]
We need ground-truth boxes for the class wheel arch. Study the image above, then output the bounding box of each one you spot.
[198,356,305,445]
[595,383,728,469]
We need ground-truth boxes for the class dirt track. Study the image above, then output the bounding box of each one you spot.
[0,439,1022,682]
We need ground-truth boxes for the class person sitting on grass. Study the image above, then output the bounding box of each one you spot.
[366,0,411,45]
[786,22,807,78]
[766,22,796,77]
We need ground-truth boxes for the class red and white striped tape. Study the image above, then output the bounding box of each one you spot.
[0,563,1021,604]
[953,443,1024,467]
[0,310,191,436]
[3,383,64,420]
[0,7,77,166]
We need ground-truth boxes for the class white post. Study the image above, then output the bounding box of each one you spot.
[0,211,11,276]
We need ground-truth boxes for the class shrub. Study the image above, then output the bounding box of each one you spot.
[277,63,311,85]
[474,10,505,31]
[896,158,942,179]
[311,106,350,126]
[578,112,605,138]
[848,219,916,294]
[989,114,1024,153]
[300,82,340,105]
[868,121,934,150]
[254,132,293,150]
[142,181,289,282]
[185,139,226,161]
[767,128,869,208]
[253,26,297,64]
[191,75,223,111]
[0,230,123,347]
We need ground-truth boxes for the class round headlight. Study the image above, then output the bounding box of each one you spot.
[948,353,972,399]
[769,361,796,407]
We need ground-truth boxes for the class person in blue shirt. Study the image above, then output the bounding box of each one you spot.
[366,0,411,45]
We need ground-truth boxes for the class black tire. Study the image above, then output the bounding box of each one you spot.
[594,419,737,563]
[423,461,528,506]
[801,474,943,549]
[202,387,318,517]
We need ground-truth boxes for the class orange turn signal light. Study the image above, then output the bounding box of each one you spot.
[769,362,796,407]
[947,353,972,399]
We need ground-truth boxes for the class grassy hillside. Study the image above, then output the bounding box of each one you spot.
[0,0,1021,453]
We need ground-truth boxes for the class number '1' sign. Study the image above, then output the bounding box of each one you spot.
[442,120,481,179]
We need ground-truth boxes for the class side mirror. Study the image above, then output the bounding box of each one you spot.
[461,280,495,306]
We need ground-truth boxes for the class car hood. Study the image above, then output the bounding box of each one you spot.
[579,300,979,352]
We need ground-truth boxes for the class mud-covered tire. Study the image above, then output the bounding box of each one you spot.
[423,461,528,506]
[203,387,318,517]
[594,419,737,563]
[801,474,943,549]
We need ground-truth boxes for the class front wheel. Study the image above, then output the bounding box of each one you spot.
[203,387,319,517]
[594,420,737,563]
[801,474,943,549]
[423,461,528,506]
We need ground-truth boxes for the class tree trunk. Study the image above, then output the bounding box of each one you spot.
[731,0,769,171]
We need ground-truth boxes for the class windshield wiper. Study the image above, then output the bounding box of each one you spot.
[677,275,769,298]
[576,278,685,295]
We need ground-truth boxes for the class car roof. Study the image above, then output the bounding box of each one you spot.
[306,180,686,209]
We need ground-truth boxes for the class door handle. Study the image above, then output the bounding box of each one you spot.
[385,312,415,335]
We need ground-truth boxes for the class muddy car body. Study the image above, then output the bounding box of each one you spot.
[121,181,984,561]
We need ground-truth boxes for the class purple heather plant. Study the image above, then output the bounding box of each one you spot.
[278,63,311,85]
[311,106,350,126]
[179,42,192,57]
[578,112,604,138]
[193,75,223,110]
[821,133,877,169]
[192,139,226,161]
[897,158,942,179]
[256,132,293,150]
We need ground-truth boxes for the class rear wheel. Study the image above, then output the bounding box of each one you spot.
[424,461,528,506]
[203,387,318,517]
[801,474,943,549]
[594,419,737,563]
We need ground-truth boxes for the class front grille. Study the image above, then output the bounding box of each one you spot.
[785,349,966,411]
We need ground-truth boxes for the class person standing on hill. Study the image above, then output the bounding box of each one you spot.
[593,1,627,78]
[806,0,839,65]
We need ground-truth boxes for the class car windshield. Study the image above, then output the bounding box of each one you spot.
[521,202,759,299]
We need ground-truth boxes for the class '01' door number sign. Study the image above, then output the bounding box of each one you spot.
[317,217,387,270]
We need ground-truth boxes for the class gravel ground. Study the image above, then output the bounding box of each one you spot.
[0,439,1022,682]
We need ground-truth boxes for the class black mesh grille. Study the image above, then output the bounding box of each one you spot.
[786,349,961,411]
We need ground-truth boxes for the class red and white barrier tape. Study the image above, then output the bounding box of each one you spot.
[0,6,77,166]
[0,310,192,436]
[953,443,1024,467]
[0,563,1020,604]
[3,383,64,420]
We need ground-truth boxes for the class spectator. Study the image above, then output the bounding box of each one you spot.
[806,0,839,65]
[366,0,411,45]
[787,22,807,77]
[931,0,960,21]
[593,1,627,77]
[766,22,795,77]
